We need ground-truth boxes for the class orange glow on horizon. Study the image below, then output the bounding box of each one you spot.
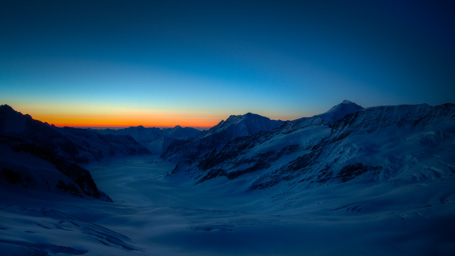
[24,106,220,129]
[7,102,306,130]
[49,120,217,129]
[33,114,218,129]
[1,101,225,129]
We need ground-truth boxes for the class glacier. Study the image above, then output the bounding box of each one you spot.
[1,101,455,255]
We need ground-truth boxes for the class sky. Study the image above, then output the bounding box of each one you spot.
[1,0,455,128]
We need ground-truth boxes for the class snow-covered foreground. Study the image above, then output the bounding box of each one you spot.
[1,155,455,255]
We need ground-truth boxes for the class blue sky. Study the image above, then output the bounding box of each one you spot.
[1,0,454,127]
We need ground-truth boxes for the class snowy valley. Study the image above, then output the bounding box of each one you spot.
[1,101,455,255]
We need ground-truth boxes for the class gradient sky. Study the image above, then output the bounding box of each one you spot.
[1,0,454,128]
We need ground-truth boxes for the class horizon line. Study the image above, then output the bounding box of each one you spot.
[54,124,212,130]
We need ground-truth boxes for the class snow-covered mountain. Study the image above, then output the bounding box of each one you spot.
[251,103,455,189]
[162,112,283,161]
[202,112,284,138]
[95,125,200,154]
[169,101,455,193]
[0,105,150,200]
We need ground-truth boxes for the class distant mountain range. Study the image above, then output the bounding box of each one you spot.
[95,125,200,154]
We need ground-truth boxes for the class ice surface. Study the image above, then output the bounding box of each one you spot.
[1,155,454,256]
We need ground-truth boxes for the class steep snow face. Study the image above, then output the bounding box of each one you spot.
[171,115,330,184]
[96,125,200,154]
[315,100,363,125]
[251,103,455,189]
[331,103,455,139]
[162,113,283,161]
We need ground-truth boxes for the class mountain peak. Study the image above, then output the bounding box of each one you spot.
[222,113,275,127]
[244,112,258,117]
[0,104,25,118]
[316,100,364,125]
[0,104,14,112]
[201,113,283,139]
[0,104,33,134]
[227,112,256,119]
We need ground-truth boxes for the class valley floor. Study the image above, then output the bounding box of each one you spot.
[1,155,455,255]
